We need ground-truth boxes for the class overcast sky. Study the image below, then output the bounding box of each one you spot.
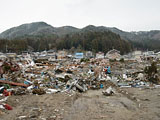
[0,0,160,33]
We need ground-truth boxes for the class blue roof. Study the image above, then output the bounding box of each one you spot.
[75,53,83,55]
[75,53,84,59]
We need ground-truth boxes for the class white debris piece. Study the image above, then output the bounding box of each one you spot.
[137,73,144,80]
[18,116,27,119]
[0,96,9,102]
[102,86,115,96]
[46,89,58,94]
[123,74,127,79]
[106,76,111,80]
[0,105,5,109]
[27,85,34,90]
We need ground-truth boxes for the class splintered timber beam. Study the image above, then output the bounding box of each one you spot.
[0,80,29,87]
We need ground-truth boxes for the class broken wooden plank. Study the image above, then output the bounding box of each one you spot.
[0,80,29,87]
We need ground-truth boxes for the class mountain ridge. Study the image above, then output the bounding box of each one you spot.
[0,21,160,53]
[1,21,160,41]
[0,22,160,51]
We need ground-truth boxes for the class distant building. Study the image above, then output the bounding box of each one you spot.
[6,53,17,59]
[66,54,73,59]
[0,52,6,60]
[132,50,142,61]
[96,52,104,59]
[106,49,121,60]
[143,51,156,61]
[85,51,93,58]
[47,50,55,55]
[47,50,57,61]
[154,51,160,60]
[75,53,84,59]
[143,51,155,56]
[22,51,29,56]
[40,51,47,56]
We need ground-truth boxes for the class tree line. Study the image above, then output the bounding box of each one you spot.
[0,31,132,54]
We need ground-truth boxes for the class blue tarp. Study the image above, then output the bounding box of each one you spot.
[75,53,84,59]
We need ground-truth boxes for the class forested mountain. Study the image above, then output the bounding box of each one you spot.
[0,31,132,54]
[0,22,80,39]
[56,31,131,54]
[1,22,160,42]
[0,21,160,53]
[0,22,56,39]
[55,26,80,36]
[81,25,160,50]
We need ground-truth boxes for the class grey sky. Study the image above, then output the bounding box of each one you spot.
[0,0,160,33]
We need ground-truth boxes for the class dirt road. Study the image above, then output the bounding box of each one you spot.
[1,88,160,120]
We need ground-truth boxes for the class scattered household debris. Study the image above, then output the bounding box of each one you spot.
[0,53,159,114]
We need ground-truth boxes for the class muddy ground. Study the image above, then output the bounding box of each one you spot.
[0,87,160,120]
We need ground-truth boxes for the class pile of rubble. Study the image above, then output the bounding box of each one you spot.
[0,57,159,112]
